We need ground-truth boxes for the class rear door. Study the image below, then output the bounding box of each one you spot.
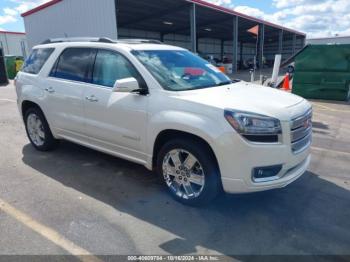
[82,48,149,162]
[45,47,95,140]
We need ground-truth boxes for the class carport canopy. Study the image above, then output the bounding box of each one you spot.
[116,0,305,72]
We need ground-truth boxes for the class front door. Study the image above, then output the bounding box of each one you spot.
[83,49,149,162]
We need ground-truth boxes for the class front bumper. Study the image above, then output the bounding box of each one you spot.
[214,120,311,194]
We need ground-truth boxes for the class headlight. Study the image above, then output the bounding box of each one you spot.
[224,110,282,143]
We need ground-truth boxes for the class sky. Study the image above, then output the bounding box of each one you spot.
[0,0,349,38]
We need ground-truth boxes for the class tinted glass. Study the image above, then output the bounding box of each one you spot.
[54,48,93,82]
[93,49,139,87]
[22,48,54,74]
[132,50,231,91]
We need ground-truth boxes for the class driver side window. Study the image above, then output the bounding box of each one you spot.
[92,49,139,88]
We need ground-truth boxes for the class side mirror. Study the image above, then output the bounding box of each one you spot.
[113,77,140,93]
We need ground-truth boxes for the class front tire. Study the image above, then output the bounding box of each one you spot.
[157,139,221,206]
[24,107,58,151]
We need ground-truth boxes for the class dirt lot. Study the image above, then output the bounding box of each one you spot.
[0,82,349,258]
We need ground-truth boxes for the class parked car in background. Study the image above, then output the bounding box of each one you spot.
[15,38,312,206]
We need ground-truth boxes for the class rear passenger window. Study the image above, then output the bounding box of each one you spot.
[22,48,54,74]
[92,49,139,87]
[52,48,93,82]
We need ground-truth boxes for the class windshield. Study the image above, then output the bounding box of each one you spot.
[132,50,232,91]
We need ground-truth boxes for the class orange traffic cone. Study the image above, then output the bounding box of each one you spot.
[282,73,291,91]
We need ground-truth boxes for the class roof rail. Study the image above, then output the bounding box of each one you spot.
[40,37,164,45]
[117,39,163,44]
[40,37,116,45]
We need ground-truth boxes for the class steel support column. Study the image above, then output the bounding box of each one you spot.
[258,24,265,69]
[278,30,283,55]
[239,41,243,70]
[232,16,238,73]
[115,0,119,39]
[196,37,199,53]
[292,34,297,54]
[302,36,306,47]
[221,40,224,61]
[190,3,197,53]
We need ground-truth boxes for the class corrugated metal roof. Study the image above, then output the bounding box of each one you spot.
[188,0,305,36]
[307,35,350,40]
[21,0,62,17]
[21,0,305,36]
[0,31,26,35]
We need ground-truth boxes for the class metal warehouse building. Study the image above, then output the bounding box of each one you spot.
[306,36,350,45]
[22,0,306,73]
[0,31,29,57]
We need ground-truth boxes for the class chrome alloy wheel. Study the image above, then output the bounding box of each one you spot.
[162,149,205,199]
[27,113,45,147]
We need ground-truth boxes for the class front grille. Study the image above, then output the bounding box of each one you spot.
[290,109,313,153]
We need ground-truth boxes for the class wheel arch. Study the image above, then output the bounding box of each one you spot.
[21,100,54,134]
[152,129,220,174]
[21,100,43,119]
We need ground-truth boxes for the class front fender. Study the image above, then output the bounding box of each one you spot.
[147,110,225,161]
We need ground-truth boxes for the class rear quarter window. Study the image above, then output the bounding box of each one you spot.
[22,48,54,74]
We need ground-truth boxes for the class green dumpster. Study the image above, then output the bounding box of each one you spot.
[0,49,8,85]
[5,56,17,80]
[293,45,350,101]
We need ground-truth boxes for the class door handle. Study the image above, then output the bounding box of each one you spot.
[44,87,55,94]
[85,95,99,102]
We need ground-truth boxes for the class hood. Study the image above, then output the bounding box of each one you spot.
[176,82,308,121]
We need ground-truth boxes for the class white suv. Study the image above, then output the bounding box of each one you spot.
[15,38,312,206]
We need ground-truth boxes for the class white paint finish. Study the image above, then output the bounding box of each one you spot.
[16,41,312,194]
[171,83,305,121]
[82,84,149,160]
[44,77,87,140]
[0,33,29,57]
[24,0,117,49]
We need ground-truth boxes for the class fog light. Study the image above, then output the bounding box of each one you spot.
[252,165,283,182]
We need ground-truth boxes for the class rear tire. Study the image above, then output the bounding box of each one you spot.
[156,138,221,206]
[24,107,58,151]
